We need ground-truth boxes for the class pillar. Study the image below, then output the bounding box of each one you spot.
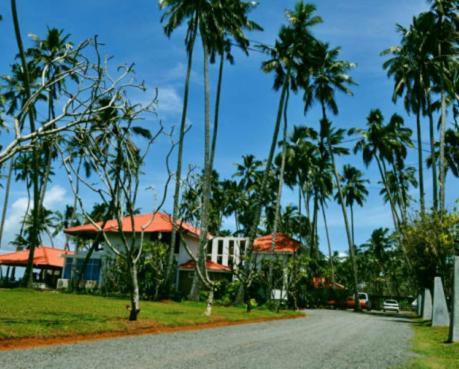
[432,276,449,327]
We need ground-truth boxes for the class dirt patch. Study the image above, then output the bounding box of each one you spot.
[0,314,304,351]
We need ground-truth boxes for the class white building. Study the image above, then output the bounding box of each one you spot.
[62,212,300,293]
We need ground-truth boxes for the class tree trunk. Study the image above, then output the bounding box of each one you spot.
[439,90,446,212]
[376,157,401,230]
[0,159,14,248]
[166,17,198,294]
[128,261,140,321]
[320,199,335,286]
[415,107,425,214]
[438,36,446,213]
[236,74,289,305]
[350,204,354,249]
[190,38,212,303]
[204,289,214,317]
[311,194,319,260]
[321,103,360,311]
[427,95,438,212]
[11,0,41,288]
[268,89,289,299]
[210,53,224,170]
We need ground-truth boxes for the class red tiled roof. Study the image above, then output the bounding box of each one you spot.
[64,212,203,239]
[253,233,300,253]
[311,277,345,290]
[178,259,231,273]
[0,246,73,269]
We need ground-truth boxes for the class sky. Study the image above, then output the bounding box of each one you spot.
[0,0,457,258]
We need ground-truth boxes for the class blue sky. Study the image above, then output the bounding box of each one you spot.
[0,0,457,257]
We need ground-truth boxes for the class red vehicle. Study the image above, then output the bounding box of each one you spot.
[345,293,371,310]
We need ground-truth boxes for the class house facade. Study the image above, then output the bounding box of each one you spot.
[61,212,300,293]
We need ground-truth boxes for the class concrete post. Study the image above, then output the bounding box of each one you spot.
[422,288,432,320]
[449,256,459,343]
[416,294,422,316]
[432,276,449,327]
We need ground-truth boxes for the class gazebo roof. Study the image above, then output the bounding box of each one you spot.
[0,246,73,269]
[253,233,300,254]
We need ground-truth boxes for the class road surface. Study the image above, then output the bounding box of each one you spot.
[0,309,413,369]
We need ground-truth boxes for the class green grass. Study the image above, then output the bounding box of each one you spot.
[399,320,459,369]
[0,289,301,340]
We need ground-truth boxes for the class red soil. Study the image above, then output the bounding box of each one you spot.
[0,314,303,351]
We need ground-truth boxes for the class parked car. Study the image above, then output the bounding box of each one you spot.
[383,299,400,313]
[345,292,371,310]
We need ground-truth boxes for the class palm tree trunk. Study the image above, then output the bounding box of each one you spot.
[439,89,446,212]
[311,194,319,259]
[11,0,41,288]
[350,204,355,249]
[320,199,335,286]
[376,157,401,229]
[427,94,438,212]
[189,39,213,303]
[210,53,224,170]
[235,73,289,306]
[0,159,14,248]
[268,89,289,298]
[415,107,425,214]
[165,16,198,294]
[438,37,446,213]
[321,103,360,311]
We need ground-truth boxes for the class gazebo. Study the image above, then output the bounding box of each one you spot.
[0,246,73,287]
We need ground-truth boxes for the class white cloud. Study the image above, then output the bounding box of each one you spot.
[1,185,67,250]
[156,86,182,115]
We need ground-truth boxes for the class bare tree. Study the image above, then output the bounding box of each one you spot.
[60,103,176,320]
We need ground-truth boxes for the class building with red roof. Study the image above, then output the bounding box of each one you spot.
[0,246,73,288]
[64,212,202,239]
[62,213,304,295]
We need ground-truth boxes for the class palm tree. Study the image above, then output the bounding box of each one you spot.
[428,126,459,179]
[159,1,261,301]
[159,0,201,291]
[337,165,369,248]
[382,22,429,214]
[352,110,413,230]
[10,0,42,287]
[427,0,458,212]
[253,0,322,241]
[209,1,262,168]
[381,167,418,222]
[236,2,322,306]
[303,40,360,309]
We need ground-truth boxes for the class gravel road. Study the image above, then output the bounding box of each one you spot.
[0,309,413,369]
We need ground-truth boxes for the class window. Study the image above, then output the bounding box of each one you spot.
[229,240,234,257]
[63,258,73,279]
[217,239,224,264]
[74,258,102,281]
[240,240,246,256]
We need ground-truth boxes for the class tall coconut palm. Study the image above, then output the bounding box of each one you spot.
[10,0,42,287]
[160,1,262,300]
[427,0,458,212]
[352,110,412,230]
[209,1,262,168]
[159,0,201,292]
[303,40,360,309]
[382,26,428,215]
[236,2,322,306]
[337,165,369,248]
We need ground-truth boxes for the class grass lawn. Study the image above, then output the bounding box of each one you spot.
[0,289,301,340]
[399,320,459,369]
